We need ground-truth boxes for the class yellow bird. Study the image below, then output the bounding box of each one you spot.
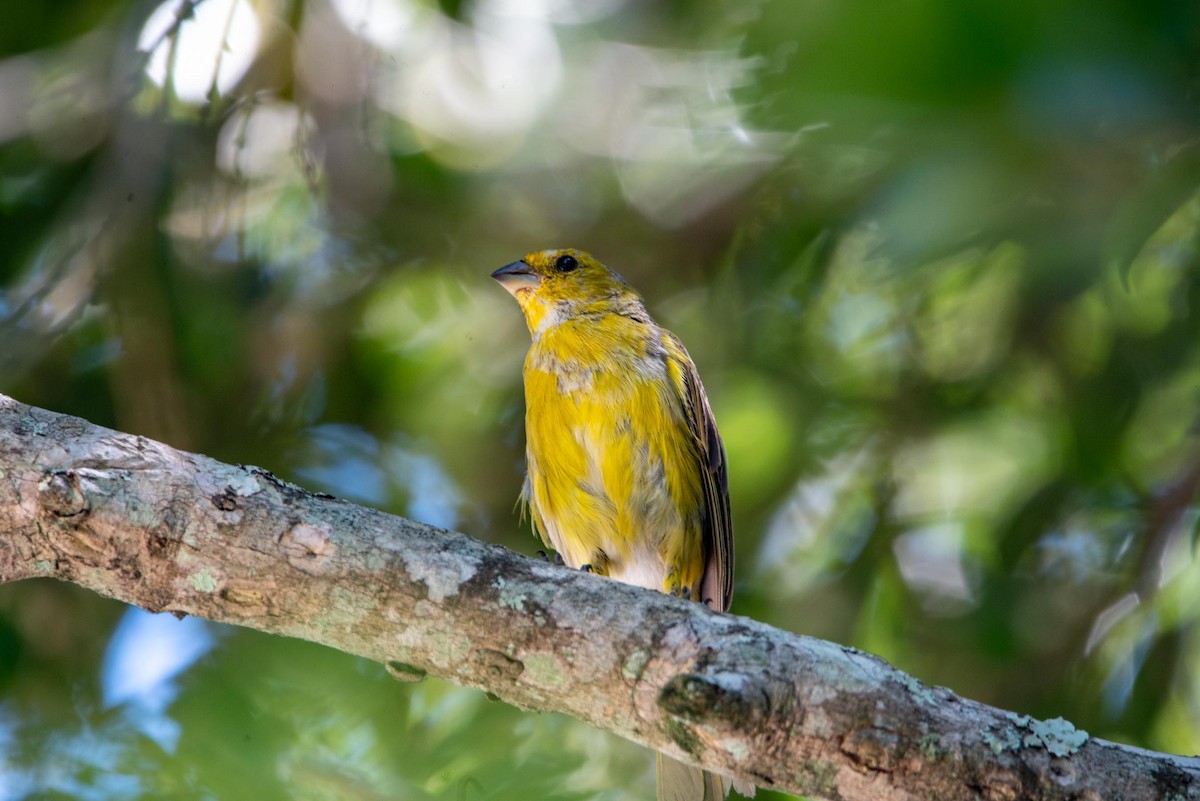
[493,248,733,801]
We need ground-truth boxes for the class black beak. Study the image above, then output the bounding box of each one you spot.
[491,260,539,294]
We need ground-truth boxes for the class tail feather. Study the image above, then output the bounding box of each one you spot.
[656,752,726,801]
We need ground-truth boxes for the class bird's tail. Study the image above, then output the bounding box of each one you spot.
[656,752,726,801]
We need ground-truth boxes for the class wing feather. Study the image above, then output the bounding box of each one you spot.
[665,333,733,612]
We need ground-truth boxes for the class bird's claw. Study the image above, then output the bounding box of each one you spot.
[535,550,565,565]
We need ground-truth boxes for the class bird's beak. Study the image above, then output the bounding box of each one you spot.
[491,260,539,296]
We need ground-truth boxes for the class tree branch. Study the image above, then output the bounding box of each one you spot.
[0,392,1196,801]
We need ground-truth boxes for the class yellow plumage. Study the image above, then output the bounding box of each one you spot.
[493,248,733,800]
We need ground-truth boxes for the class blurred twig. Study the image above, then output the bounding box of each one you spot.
[136,0,203,75]
[1084,450,1200,656]
[1135,452,1200,597]
[203,0,240,109]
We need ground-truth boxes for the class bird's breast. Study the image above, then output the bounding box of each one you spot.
[526,317,668,395]
[521,320,701,572]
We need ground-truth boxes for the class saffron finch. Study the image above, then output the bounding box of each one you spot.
[493,248,733,801]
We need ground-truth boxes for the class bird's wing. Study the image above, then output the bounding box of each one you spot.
[666,333,733,612]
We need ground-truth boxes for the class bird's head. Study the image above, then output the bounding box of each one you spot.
[492,249,640,335]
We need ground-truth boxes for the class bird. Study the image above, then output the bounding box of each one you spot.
[492,248,733,801]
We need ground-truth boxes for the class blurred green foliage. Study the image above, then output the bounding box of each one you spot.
[2,0,1199,798]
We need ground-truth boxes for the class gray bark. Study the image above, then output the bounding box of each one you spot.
[0,392,1197,800]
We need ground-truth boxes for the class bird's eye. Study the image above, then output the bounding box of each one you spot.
[554,254,579,273]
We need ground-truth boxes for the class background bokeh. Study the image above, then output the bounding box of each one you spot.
[2,0,1199,799]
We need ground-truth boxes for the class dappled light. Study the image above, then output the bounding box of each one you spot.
[138,0,260,104]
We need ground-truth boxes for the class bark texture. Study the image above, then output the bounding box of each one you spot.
[0,393,1197,801]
